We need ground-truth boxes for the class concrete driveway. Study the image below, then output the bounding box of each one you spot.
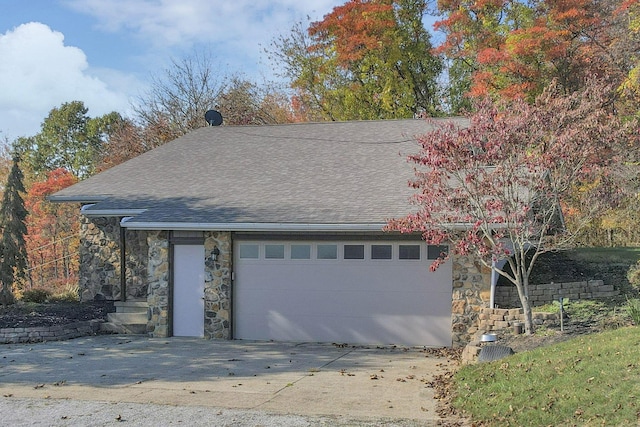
[0,336,456,425]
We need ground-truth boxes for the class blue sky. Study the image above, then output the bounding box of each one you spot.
[0,0,350,140]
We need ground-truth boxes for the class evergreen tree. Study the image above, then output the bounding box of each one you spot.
[0,154,28,305]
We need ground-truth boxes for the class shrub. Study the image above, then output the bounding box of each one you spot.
[532,303,559,313]
[627,260,640,291]
[49,285,80,303]
[21,288,51,303]
[599,313,629,330]
[626,298,640,326]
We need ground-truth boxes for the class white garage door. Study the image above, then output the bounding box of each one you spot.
[233,240,452,346]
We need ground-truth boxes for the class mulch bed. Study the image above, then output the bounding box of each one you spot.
[0,301,114,329]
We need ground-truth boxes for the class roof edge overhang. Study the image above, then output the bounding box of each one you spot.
[80,204,147,217]
[48,195,109,203]
[119,219,480,232]
[120,219,388,232]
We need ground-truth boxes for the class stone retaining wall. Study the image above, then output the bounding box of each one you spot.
[0,320,104,344]
[478,307,559,333]
[462,308,561,364]
[494,280,618,308]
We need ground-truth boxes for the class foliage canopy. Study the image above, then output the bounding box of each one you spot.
[387,80,638,333]
[269,0,443,120]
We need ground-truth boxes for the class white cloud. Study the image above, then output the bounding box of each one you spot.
[66,0,340,47]
[64,0,344,79]
[0,22,131,139]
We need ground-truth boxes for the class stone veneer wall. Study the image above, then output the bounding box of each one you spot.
[79,215,148,302]
[124,229,149,299]
[146,231,170,337]
[451,254,492,347]
[203,232,232,339]
[494,280,618,308]
[79,216,119,301]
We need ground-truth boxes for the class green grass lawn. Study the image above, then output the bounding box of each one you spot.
[456,247,640,425]
[569,247,640,265]
[452,327,640,426]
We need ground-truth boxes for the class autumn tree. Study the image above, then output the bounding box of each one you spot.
[0,154,28,304]
[617,0,640,117]
[268,21,332,122]
[444,59,474,115]
[134,50,228,136]
[270,0,442,120]
[387,81,638,334]
[217,77,296,125]
[15,101,124,180]
[134,50,296,141]
[435,0,634,101]
[96,117,174,171]
[24,168,79,292]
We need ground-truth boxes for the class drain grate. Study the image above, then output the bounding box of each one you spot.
[478,345,515,362]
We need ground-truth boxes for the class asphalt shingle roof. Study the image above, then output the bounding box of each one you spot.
[50,118,467,229]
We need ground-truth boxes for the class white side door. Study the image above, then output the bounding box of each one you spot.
[173,244,205,337]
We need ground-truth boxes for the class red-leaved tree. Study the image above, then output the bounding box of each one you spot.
[387,80,638,334]
[435,0,631,102]
[24,168,79,293]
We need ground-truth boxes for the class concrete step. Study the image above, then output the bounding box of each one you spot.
[114,301,148,313]
[108,312,147,324]
[115,306,148,314]
[104,302,149,336]
[101,322,147,335]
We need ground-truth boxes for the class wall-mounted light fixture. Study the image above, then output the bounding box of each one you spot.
[212,246,220,261]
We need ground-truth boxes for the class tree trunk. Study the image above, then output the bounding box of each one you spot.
[514,281,534,335]
[522,295,534,335]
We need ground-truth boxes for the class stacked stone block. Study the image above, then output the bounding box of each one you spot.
[478,307,559,333]
[0,320,103,343]
[494,280,617,308]
[462,308,561,364]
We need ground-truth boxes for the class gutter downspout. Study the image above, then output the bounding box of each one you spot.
[490,259,497,309]
[120,221,126,302]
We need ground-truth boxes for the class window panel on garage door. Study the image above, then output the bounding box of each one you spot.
[237,242,449,261]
